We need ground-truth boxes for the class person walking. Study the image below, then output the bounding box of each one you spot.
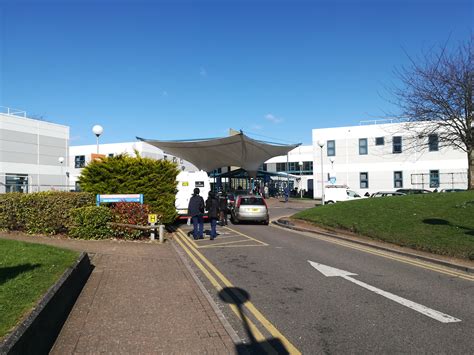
[188,187,205,240]
[284,186,289,203]
[206,191,219,240]
[218,192,228,226]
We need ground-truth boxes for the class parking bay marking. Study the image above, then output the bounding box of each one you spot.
[309,261,461,324]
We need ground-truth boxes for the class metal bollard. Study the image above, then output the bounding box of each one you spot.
[150,222,156,241]
[159,224,165,243]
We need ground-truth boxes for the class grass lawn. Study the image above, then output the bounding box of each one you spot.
[293,191,474,260]
[0,239,79,339]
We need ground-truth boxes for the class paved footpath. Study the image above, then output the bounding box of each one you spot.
[1,233,237,354]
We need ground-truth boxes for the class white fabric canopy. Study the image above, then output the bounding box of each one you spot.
[137,133,300,177]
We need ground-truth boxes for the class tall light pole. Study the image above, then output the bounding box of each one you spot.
[58,156,64,190]
[92,125,104,154]
[317,140,325,205]
[298,161,303,198]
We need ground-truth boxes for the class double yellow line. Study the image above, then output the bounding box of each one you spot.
[175,228,301,354]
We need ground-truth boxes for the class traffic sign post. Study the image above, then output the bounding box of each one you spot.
[148,214,158,241]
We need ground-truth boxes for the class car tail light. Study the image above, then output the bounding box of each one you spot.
[236,197,241,208]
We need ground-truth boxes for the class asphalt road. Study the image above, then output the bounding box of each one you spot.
[176,200,474,354]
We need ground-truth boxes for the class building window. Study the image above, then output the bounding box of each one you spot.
[262,163,267,171]
[394,171,403,188]
[172,157,177,163]
[392,136,402,154]
[428,134,439,152]
[108,153,114,158]
[375,137,384,146]
[163,155,168,160]
[359,138,368,155]
[430,170,440,188]
[327,140,335,156]
[303,161,313,173]
[74,155,85,168]
[276,163,286,172]
[360,172,369,189]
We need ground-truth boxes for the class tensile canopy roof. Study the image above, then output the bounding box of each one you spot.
[137,132,300,178]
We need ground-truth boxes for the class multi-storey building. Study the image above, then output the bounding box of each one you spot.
[311,121,467,198]
[0,107,69,193]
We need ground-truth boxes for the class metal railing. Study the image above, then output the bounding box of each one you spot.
[0,106,27,117]
[411,172,467,189]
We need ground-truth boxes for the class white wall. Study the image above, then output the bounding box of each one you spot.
[311,122,468,198]
[0,112,69,192]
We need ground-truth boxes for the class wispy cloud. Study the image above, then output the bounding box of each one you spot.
[162,91,168,97]
[199,67,207,77]
[265,113,283,124]
[251,124,263,130]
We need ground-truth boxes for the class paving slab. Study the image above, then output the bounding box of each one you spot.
[0,233,237,354]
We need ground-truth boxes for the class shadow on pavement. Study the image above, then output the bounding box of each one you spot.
[218,287,289,355]
[0,263,41,285]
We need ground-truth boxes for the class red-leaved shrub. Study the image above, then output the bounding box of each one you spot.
[111,202,152,240]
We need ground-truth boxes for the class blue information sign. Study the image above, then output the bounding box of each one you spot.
[96,194,144,206]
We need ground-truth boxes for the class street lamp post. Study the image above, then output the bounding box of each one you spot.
[58,156,64,191]
[92,125,104,154]
[298,161,303,198]
[317,140,325,205]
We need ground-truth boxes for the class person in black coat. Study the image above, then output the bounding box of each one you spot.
[188,188,205,240]
[205,191,219,240]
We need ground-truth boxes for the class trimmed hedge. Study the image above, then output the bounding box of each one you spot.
[0,192,95,235]
[78,153,179,224]
[69,206,114,239]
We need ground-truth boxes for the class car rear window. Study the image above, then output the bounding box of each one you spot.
[239,197,265,206]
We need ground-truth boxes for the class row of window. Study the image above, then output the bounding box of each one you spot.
[325,134,439,157]
[358,170,440,189]
[275,161,313,173]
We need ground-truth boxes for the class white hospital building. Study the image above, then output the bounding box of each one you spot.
[1,106,468,196]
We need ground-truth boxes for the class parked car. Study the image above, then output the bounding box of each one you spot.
[226,193,236,212]
[231,195,269,225]
[371,191,406,198]
[439,188,466,193]
[396,188,432,194]
[324,186,363,204]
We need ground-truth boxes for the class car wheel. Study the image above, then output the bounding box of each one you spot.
[263,219,269,225]
[326,201,335,205]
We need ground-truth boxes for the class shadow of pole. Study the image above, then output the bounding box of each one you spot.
[218,287,289,354]
[0,263,42,285]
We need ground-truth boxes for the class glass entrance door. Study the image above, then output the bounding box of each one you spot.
[5,174,29,193]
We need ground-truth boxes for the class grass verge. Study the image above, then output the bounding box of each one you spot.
[293,191,474,260]
[0,239,79,339]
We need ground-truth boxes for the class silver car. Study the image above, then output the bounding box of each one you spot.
[231,195,269,225]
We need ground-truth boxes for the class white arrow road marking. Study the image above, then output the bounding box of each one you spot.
[308,261,461,323]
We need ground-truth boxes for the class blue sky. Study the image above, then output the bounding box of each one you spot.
[0,0,472,146]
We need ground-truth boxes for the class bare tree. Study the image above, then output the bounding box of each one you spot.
[391,36,473,189]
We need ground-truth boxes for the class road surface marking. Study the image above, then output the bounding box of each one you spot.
[223,226,269,246]
[309,261,461,324]
[271,224,474,281]
[176,228,301,354]
[174,234,274,352]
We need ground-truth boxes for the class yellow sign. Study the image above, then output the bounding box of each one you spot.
[148,214,158,224]
[182,181,189,186]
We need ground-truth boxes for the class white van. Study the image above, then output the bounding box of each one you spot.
[324,185,362,204]
[175,171,211,219]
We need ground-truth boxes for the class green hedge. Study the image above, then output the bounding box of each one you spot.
[0,192,95,235]
[78,153,179,223]
[69,206,114,239]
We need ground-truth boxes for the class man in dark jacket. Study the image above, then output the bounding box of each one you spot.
[205,191,219,240]
[188,188,205,240]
